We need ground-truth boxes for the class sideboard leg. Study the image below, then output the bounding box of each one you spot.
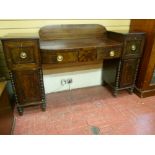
[17,107,24,116]
[128,87,134,94]
[102,80,107,86]
[113,89,118,97]
[41,100,46,112]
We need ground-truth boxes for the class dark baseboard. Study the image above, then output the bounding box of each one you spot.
[134,86,155,98]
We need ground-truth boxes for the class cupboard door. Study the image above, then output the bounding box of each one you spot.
[12,69,42,105]
[119,59,139,88]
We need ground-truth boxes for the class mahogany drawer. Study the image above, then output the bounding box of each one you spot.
[97,46,122,60]
[2,39,40,70]
[123,34,145,58]
[41,50,78,64]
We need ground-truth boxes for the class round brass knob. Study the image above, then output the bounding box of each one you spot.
[20,51,27,59]
[57,55,63,62]
[110,51,115,57]
[131,44,136,51]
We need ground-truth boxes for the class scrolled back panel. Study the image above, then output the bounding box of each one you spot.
[39,24,107,40]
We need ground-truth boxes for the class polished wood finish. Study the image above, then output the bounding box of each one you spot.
[78,48,97,62]
[97,46,122,60]
[119,58,139,87]
[1,24,146,115]
[11,69,42,105]
[39,24,145,96]
[123,37,143,58]
[2,39,46,115]
[2,39,41,70]
[39,38,121,50]
[39,24,107,40]
[39,25,122,71]
[103,31,145,96]
[39,25,123,70]
[108,32,145,58]
[130,19,155,97]
[41,49,78,64]
[0,81,14,134]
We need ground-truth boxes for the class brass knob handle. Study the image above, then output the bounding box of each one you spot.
[110,51,115,57]
[57,55,63,62]
[20,51,27,59]
[131,44,136,51]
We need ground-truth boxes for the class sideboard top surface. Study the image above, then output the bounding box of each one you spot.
[0,33,39,39]
[40,38,122,50]
[1,24,123,50]
[39,24,122,50]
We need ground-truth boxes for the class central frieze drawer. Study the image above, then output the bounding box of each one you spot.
[41,50,78,64]
[97,46,122,60]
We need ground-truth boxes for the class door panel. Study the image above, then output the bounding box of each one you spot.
[12,69,42,105]
[120,59,138,87]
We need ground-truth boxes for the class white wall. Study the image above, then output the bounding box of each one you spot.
[0,19,130,94]
[44,69,102,94]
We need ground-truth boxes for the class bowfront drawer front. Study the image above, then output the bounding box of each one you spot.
[41,50,78,64]
[78,48,97,62]
[2,39,40,69]
[97,46,122,60]
[123,34,145,58]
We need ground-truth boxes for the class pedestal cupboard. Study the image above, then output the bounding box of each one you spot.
[103,32,145,96]
[2,39,46,115]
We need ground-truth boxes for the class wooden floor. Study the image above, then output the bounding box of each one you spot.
[13,86,155,135]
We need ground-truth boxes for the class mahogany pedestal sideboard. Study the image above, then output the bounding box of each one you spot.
[1,24,145,115]
[0,81,14,134]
